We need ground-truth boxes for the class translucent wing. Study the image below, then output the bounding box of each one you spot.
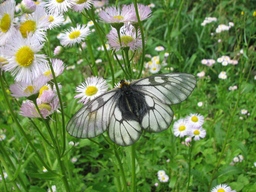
[108,106,141,146]
[132,73,196,105]
[66,91,117,138]
[132,73,196,132]
[141,95,173,132]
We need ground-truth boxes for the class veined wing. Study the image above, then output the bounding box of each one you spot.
[132,73,196,105]
[66,90,117,138]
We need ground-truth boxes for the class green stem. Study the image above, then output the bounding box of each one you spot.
[186,141,193,192]
[113,145,128,192]
[130,144,136,192]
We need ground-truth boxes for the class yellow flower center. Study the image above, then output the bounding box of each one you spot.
[76,0,87,4]
[193,129,200,136]
[24,85,35,94]
[217,189,225,192]
[85,86,98,96]
[48,15,54,23]
[44,70,52,77]
[178,125,186,131]
[69,30,81,39]
[0,14,11,33]
[56,0,64,3]
[191,115,198,123]
[15,46,34,67]
[38,85,49,98]
[20,20,36,38]
[38,103,52,111]
[253,11,256,17]
[113,15,124,21]
[120,35,134,46]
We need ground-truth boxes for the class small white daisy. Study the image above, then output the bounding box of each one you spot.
[157,170,166,178]
[42,59,65,81]
[218,71,227,80]
[228,85,237,91]
[58,24,91,47]
[197,102,203,107]
[158,174,169,183]
[47,12,65,29]
[74,76,108,104]
[186,113,204,127]
[0,133,6,141]
[1,31,48,83]
[0,0,16,46]
[211,184,234,192]
[71,0,92,12]
[173,118,189,138]
[45,0,73,14]
[155,46,165,51]
[240,109,248,115]
[19,6,50,42]
[0,172,7,181]
[189,126,206,141]
[149,63,161,74]
[197,71,205,78]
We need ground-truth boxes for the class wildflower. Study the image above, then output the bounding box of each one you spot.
[185,137,192,144]
[0,172,7,181]
[107,24,142,51]
[9,77,48,98]
[253,11,256,17]
[197,71,205,78]
[71,157,78,163]
[71,0,92,12]
[229,60,238,65]
[211,184,234,192]
[75,76,108,104]
[240,109,248,115]
[189,126,206,141]
[173,118,190,137]
[19,6,50,42]
[58,24,91,47]
[158,173,169,183]
[42,59,65,81]
[228,85,237,91]
[154,183,158,187]
[1,31,48,83]
[98,5,133,25]
[20,0,36,13]
[197,102,203,107]
[0,133,6,141]
[42,167,48,172]
[20,84,60,118]
[149,63,161,74]
[186,113,204,127]
[217,56,231,66]
[201,17,217,26]
[45,0,73,14]
[157,170,166,178]
[216,24,231,33]
[155,46,165,51]
[129,4,152,23]
[0,0,16,46]
[54,45,63,55]
[218,71,227,80]
[87,20,94,27]
[201,59,215,67]
[47,185,57,192]
[47,12,65,29]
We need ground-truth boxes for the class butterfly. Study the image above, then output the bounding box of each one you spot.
[67,73,196,146]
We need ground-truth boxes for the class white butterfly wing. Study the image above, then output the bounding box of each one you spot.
[108,107,141,146]
[132,73,196,105]
[67,91,117,138]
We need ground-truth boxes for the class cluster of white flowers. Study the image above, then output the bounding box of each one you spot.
[217,56,238,66]
[216,22,234,33]
[144,51,169,74]
[173,113,206,142]
[230,155,244,166]
[201,17,217,26]
[157,170,169,183]
[201,59,216,67]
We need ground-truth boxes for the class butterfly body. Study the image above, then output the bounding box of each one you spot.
[67,73,196,146]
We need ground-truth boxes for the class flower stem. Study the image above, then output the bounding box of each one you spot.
[130,144,136,192]
[186,141,194,192]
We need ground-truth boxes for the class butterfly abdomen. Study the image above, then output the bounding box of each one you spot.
[117,83,148,122]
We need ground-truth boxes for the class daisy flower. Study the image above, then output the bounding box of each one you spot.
[158,173,169,183]
[107,24,142,51]
[188,126,206,141]
[1,31,48,83]
[201,59,215,67]
[129,3,152,23]
[42,59,65,81]
[98,5,133,25]
[75,76,108,104]
[186,113,204,127]
[157,170,166,178]
[173,118,190,138]
[45,0,73,14]
[47,12,65,29]
[58,24,91,47]
[218,71,227,80]
[19,6,50,42]
[155,46,165,51]
[149,63,161,74]
[71,0,92,12]
[0,0,16,46]
[211,184,235,192]
[217,56,231,66]
[9,76,48,98]
[20,84,60,118]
